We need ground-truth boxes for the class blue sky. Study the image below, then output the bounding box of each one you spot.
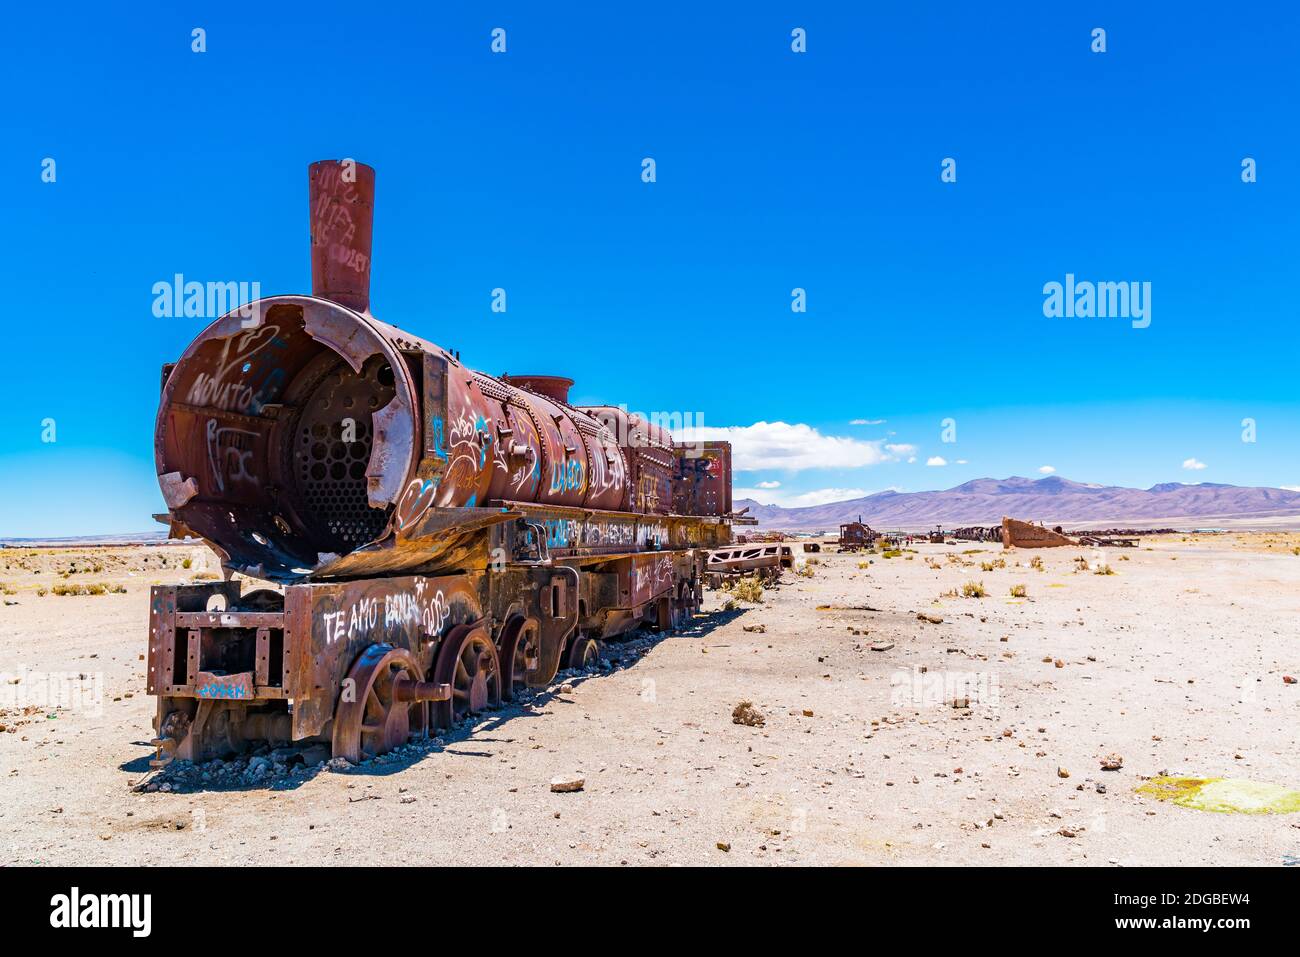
[3,3,1298,533]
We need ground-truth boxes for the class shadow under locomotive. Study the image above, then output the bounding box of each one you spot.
[130,605,749,794]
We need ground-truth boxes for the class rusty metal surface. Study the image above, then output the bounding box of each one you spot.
[309,160,374,314]
[146,160,742,766]
[705,544,787,574]
[155,161,743,583]
[837,519,877,551]
[330,645,434,762]
[1001,516,1076,548]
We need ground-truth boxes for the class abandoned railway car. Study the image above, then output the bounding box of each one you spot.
[146,160,740,765]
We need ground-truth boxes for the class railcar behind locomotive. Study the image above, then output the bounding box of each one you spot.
[146,160,739,765]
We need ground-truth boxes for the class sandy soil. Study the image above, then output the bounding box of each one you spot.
[2,536,1298,866]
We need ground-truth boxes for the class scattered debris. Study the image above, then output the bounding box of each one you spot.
[731,701,766,727]
[550,775,585,793]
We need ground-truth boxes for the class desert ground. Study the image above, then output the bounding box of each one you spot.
[2,533,1299,866]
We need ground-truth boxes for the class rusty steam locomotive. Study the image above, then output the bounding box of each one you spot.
[147,160,739,765]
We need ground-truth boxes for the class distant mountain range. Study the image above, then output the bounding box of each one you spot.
[737,476,1300,531]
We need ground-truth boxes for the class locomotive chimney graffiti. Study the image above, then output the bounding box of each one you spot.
[309,159,375,314]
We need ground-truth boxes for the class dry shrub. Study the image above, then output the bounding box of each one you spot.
[961,580,987,598]
[726,576,764,603]
[731,701,766,727]
[51,582,124,597]
[1009,584,1027,598]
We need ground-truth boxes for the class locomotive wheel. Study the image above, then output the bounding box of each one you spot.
[433,624,502,730]
[497,614,541,698]
[332,645,429,763]
[566,635,601,671]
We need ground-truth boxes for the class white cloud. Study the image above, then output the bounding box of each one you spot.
[677,421,904,472]
[756,480,781,489]
[1281,485,1300,492]
[885,443,916,457]
[926,456,948,467]
[1038,465,1056,474]
[907,456,917,464]
[956,459,968,465]
[1182,458,1207,471]
[735,486,870,508]
[850,418,886,426]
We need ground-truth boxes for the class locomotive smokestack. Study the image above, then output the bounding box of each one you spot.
[309,159,375,314]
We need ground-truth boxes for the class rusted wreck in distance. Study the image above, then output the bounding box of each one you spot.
[148,161,741,765]
[1000,516,1075,548]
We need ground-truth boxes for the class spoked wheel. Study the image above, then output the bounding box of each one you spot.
[332,645,439,763]
[566,634,602,671]
[432,623,502,730]
[498,614,541,698]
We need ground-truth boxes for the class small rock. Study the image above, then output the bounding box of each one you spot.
[1100,753,1123,771]
[742,624,766,634]
[550,775,585,793]
[869,641,895,652]
[716,841,731,852]
[1057,767,1070,779]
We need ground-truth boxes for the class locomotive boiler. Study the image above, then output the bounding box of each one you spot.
[146,160,737,765]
